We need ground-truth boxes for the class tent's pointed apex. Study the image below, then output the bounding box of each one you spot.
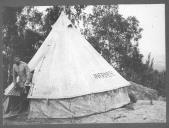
[60,11,69,19]
[59,6,67,17]
[60,5,66,13]
[50,10,71,30]
[60,10,66,16]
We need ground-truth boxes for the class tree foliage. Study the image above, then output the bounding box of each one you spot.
[82,6,143,76]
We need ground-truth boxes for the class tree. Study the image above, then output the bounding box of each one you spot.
[2,7,23,89]
[82,5,143,73]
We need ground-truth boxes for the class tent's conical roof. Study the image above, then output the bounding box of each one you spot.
[27,12,130,99]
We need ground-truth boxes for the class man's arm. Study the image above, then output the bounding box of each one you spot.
[25,63,31,84]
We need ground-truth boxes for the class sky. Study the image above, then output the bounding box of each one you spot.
[37,4,166,71]
[118,4,165,71]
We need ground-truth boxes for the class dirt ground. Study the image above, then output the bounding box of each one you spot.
[3,100,166,125]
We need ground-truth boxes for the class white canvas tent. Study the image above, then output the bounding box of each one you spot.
[4,12,131,118]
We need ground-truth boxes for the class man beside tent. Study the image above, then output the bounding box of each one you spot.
[4,56,31,117]
[13,56,30,94]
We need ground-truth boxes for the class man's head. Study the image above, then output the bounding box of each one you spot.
[14,56,21,65]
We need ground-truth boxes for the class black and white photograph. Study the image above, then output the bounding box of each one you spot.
[2,4,166,125]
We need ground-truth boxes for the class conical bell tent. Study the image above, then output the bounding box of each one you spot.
[5,12,131,118]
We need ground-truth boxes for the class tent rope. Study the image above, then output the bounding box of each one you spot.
[29,83,35,96]
[38,56,46,72]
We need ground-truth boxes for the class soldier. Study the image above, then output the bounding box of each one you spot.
[13,56,30,94]
[12,55,30,113]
